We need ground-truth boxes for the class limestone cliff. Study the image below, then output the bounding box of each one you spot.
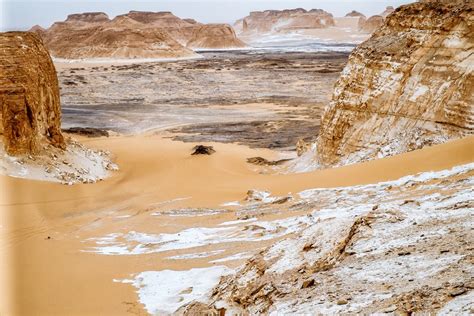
[0,32,117,183]
[186,24,246,49]
[0,32,65,155]
[316,0,474,166]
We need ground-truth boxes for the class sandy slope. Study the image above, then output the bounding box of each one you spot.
[1,134,473,315]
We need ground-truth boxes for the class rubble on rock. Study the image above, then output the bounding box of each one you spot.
[181,163,474,314]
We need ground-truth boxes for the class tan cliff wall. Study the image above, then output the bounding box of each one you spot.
[37,12,197,59]
[0,32,65,155]
[316,0,474,167]
[31,11,246,57]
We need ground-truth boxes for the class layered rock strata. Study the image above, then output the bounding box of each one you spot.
[0,32,65,155]
[38,12,196,59]
[0,32,117,183]
[316,0,474,166]
[178,162,474,314]
[32,10,246,58]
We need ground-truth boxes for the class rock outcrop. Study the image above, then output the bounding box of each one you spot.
[186,24,246,49]
[36,10,245,57]
[47,24,195,59]
[120,11,199,45]
[345,10,365,18]
[0,32,117,183]
[118,11,245,48]
[0,32,65,155]
[235,8,335,35]
[40,12,197,59]
[316,0,474,166]
[179,162,474,315]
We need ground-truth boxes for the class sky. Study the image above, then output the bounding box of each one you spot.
[1,0,415,31]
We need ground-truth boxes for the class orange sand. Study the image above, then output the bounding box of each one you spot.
[1,134,473,315]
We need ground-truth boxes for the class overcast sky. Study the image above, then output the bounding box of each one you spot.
[1,0,414,31]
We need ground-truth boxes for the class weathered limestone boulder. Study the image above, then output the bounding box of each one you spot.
[0,32,65,155]
[317,0,474,166]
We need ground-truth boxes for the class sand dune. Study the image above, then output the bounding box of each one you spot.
[1,134,472,315]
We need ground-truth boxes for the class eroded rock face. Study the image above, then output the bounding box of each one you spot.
[186,24,246,49]
[317,0,474,166]
[181,163,474,315]
[235,8,335,35]
[121,11,198,44]
[0,32,65,155]
[41,13,197,59]
[36,10,245,57]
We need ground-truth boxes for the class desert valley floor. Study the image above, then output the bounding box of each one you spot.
[1,49,473,315]
[58,50,350,149]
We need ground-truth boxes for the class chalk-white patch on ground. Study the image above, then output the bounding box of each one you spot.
[117,266,233,315]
